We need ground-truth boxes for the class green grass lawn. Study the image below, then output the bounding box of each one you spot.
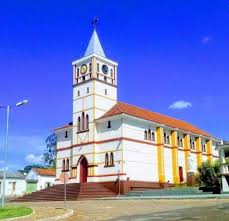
[0,205,32,219]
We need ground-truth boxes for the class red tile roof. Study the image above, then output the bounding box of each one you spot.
[54,122,73,131]
[34,168,56,176]
[99,101,211,137]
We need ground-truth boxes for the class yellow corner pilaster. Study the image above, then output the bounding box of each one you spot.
[171,131,179,184]
[156,127,165,183]
[206,139,213,162]
[184,134,190,174]
[196,137,202,167]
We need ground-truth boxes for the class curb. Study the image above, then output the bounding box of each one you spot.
[37,209,74,221]
[3,208,34,221]
[97,194,229,200]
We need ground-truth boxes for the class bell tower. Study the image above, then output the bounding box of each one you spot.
[72,25,118,145]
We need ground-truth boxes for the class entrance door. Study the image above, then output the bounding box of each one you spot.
[80,157,88,183]
[179,166,184,183]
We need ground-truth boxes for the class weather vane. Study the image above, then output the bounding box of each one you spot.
[92,17,99,29]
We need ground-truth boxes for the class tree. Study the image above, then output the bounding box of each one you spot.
[196,160,221,188]
[43,133,57,168]
[24,164,45,173]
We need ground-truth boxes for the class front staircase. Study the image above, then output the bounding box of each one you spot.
[12,182,116,202]
[125,187,212,197]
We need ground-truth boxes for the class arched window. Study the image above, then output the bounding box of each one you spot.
[97,63,100,72]
[110,152,114,165]
[110,69,113,78]
[77,117,81,132]
[89,63,92,72]
[86,114,89,130]
[144,130,147,140]
[107,121,111,128]
[77,68,79,77]
[62,159,65,171]
[164,133,167,143]
[77,90,80,97]
[148,129,151,140]
[105,153,109,166]
[152,132,155,141]
[66,159,69,171]
[166,135,170,144]
[177,136,180,145]
[192,141,195,149]
[82,112,85,131]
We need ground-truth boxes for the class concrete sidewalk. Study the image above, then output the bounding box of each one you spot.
[98,193,229,200]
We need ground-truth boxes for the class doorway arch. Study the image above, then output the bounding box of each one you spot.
[79,156,88,183]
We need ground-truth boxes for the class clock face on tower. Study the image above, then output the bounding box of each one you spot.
[102,64,109,75]
[80,64,87,75]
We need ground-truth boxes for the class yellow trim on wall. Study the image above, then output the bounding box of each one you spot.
[73,107,107,115]
[156,127,165,182]
[73,93,117,102]
[56,149,124,161]
[195,137,202,167]
[171,131,179,184]
[92,56,96,176]
[206,139,213,162]
[184,134,190,174]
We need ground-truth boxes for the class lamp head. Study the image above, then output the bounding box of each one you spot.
[16,100,28,107]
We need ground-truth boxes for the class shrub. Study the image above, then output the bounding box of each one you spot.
[195,160,220,188]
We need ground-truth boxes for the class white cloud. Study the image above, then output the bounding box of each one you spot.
[25,154,42,163]
[201,36,211,44]
[169,101,192,110]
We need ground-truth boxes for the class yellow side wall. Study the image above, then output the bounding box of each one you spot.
[157,127,165,182]
[171,131,179,184]
[184,134,190,174]
[196,137,202,167]
[206,139,213,162]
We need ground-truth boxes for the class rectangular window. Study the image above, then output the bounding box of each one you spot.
[87,87,89,93]
[105,89,107,95]
[71,167,77,178]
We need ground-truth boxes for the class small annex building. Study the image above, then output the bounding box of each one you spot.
[217,141,229,192]
[0,171,26,197]
[26,168,56,193]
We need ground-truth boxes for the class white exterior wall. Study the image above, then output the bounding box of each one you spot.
[122,118,158,182]
[202,155,208,162]
[123,140,158,181]
[0,179,26,197]
[212,141,219,157]
[189,152,198,171]
[96,119,122,141]
[178,150,186,180]
[164,148,173,183]
[37,175,55,191]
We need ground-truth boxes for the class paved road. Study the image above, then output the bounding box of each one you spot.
[13,198,229,221]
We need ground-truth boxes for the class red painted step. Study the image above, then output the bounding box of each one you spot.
[12,182,116,202]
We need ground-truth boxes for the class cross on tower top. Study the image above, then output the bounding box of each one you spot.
[92,17,99,29]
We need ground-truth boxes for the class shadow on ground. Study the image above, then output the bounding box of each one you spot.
[107,203,229,221]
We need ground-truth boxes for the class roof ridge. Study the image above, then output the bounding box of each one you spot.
[101,101,211,137]
[118,101,199,128]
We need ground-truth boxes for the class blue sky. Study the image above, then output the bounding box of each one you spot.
[0,0,228,170]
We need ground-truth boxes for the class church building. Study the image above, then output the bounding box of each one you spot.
[54,27,221,193]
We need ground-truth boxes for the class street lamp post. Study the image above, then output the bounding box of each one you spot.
[0,100,28,208]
